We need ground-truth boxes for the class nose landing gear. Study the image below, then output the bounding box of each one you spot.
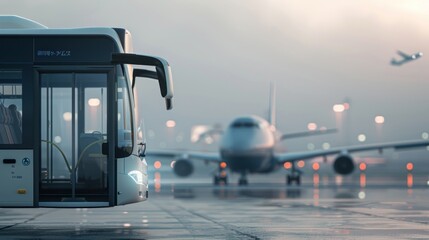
[238,170,248,186]
[286,162,302,186]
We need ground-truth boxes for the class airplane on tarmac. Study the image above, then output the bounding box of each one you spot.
[391,50,423,66]
[147,86,429,186]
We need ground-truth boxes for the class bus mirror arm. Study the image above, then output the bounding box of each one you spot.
[138,142,146,158]
[111,53,174,110]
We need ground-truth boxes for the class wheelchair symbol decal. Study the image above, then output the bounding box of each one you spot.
[22,158,31,166]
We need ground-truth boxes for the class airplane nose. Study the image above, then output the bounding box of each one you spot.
[223,130,257,151]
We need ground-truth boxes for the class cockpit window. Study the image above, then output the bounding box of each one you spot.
[231,122,259,128]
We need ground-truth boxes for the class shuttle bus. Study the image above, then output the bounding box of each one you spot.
[0,16,174,207]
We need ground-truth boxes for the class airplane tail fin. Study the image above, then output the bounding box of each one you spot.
[268,82,276,128]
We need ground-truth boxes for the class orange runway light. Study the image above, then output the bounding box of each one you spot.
[359,162,367,171]
[297,160,305,168]
[406,162,413,171]
[284,162,292,169]
[154,161,162,169]
[312,162,320,171]
[220,162,227,169]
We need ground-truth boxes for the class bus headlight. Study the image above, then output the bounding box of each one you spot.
[128,170,143,185]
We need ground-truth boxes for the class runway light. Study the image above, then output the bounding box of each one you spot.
[343,102,350,110]
[63,112,72,122]
[375,116,385,124]
[406,162,413,171]
[422,132,429,139]
[170,160,176,168]
[284,162,292,169]
[322,142,330,150]
[166,120,176,128]
[359,162,367,171]
[312,162,320,171]
[358,191,366,199]
[358,134,366,142]
[307,143,315,150]
[54,136,62,144]
[297,160,305,168]
[88,98,100,107]
[307,122,317,131]
[333,104,345,113]
[154,161,162,169]
[220,162,227,169]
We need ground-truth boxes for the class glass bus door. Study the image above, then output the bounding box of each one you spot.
[39,71,114,206]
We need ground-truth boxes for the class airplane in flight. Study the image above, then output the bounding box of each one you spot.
[391,50,423,66]
[147,86,429,186]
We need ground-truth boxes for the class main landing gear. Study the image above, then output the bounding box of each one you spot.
[238,171,248,186]
[286,162,302,186]
[213,173,228,185]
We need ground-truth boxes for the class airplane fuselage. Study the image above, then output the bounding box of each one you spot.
[391,51,423,66]
[219,116,280,173]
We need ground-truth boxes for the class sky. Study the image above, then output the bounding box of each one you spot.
[2,0,429,154]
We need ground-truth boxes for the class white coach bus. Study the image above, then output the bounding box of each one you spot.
[0,16,173,207]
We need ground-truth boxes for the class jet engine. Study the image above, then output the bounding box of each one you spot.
[173,159,194,177]
[333,155,355,175]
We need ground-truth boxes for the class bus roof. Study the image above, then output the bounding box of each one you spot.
[0,16,125,52]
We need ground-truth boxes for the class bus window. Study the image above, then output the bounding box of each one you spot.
[0,71,23,145]
[117,76,133,157]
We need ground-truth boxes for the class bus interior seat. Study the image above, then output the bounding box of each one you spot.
[8,104,22,143]
[0,103,21,144]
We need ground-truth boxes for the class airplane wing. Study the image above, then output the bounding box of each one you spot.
[274,139,429,163]
[146,149,222,162]
[397,50,411,59]
[280,128,337,141]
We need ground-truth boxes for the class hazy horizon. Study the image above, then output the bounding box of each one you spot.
[2,1,429,156]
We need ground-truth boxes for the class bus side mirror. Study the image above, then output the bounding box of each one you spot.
[102,142,133,158]
[111,53,174,110]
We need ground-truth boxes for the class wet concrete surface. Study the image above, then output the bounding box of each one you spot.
[1,174,429,239]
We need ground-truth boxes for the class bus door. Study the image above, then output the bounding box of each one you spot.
[38,69,115,207]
